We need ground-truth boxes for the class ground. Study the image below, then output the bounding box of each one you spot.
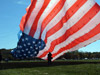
[0,60,100,75]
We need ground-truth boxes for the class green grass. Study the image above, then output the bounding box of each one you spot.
[0,60,100,75]
[0,64,100,75]
[1,59,100,63]
[55,59,100,62]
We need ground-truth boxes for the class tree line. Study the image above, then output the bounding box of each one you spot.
[0,49,100,61]
[58,51,100,60]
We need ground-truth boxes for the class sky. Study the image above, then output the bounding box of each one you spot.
[0,0,100,52]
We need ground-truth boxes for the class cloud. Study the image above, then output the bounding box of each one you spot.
[16,0,30,5]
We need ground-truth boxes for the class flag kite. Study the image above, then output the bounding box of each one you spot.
[11,0,100,61]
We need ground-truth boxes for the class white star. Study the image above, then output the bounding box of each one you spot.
[22,50,24,52]
[17,50,20,53]
[30,54,33,56]
[11,50,14,53]
[24,54,26,56]
[33,41,35,44]
[22,39,24,42]
[19,46,22,48]
[34,51,37,54]
[35,44,37,47]
[28,51,31,54]
[26,48,28,51]
[39,46,41,48]
[25,38,28,40]
[42,44,45,46]
[18,46,20,48]
[24,44,26,47]
[35,47,38,50]
[30,46,33,49]
[27,43,31,45]
[38,41,41,44]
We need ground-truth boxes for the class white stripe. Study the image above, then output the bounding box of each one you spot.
[52,11,100,54]
[37,0,95,57]
[52,33,100,61]
[24,0,44,34]
[42,11,100,59]
[41,0,77,40]
[37,0,77,57]
[34,0,60,39]
[47,0,95,43]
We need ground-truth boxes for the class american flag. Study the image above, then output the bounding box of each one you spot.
[12,0,100,61]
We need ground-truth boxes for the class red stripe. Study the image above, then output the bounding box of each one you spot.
[39,0,87,58]
[52,23,100,58]
[20,14,27,31]
[44,0,87,43]
[23,0,37,31]
[29,0,50,37]
[39,3,99,58]
[31,0,33,2]
[39,0,66,38]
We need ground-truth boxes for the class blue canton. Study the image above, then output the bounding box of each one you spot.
[11,33,46,59]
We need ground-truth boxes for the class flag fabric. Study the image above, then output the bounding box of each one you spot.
[12,0,100,61]
[11,32,45,59]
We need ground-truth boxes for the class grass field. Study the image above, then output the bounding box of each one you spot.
[0,60,100,75]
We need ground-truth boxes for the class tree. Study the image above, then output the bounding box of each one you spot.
[0,51,2,62]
